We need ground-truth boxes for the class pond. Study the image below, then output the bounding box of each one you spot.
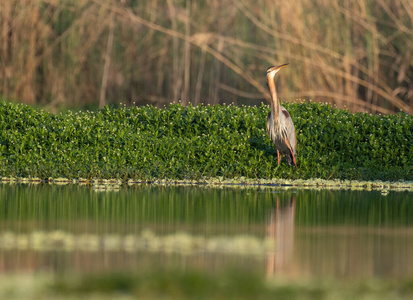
[1,183,413,279]
[1,183,413,298]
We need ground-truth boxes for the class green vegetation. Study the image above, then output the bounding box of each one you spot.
[0,101,412,181]
[1,272,413,300]
[52,272,413,300]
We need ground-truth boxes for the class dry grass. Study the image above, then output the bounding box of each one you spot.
[0,0,412,113]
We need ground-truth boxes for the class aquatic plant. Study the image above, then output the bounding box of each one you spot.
[0,101,412,180]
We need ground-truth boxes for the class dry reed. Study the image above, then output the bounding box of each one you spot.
[0,0,412,113]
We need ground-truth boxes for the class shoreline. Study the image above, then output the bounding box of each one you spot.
[2,176,413,192]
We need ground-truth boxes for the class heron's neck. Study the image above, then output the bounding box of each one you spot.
[267,74,280,126]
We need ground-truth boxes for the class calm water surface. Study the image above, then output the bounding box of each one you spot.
[1,183,412,280]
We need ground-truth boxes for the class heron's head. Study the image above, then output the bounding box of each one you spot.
[266,63,289,79]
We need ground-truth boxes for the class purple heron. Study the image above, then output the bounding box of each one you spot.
[266,63,297,169]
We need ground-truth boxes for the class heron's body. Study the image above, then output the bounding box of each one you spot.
[266,64,297,169]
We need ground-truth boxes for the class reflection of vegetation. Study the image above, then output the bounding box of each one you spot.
[0,230,273,254]
[0,184,278,233]
[1,102,412,180]
[296,190,413,226]
[0,185,412,230]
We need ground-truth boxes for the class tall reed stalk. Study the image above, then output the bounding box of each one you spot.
[0,0,412,113]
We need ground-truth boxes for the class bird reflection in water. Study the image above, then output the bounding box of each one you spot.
[266,195,296,277]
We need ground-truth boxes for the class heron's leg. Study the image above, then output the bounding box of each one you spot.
[277,150,281,165]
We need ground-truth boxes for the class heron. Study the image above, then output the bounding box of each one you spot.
[266,63,297,169]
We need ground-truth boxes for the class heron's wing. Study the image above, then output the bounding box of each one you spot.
[282,134,297,169]
[281,108,297,154]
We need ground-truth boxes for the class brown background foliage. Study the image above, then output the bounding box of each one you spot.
[1,0,412,114]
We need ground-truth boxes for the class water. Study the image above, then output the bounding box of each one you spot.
[1,183,413,281]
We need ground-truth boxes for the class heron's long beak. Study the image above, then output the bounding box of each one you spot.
[266,63,289,75]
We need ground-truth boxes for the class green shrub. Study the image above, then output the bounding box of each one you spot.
[0,101,411,180]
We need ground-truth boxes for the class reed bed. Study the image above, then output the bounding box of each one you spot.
[0,0,412,113]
